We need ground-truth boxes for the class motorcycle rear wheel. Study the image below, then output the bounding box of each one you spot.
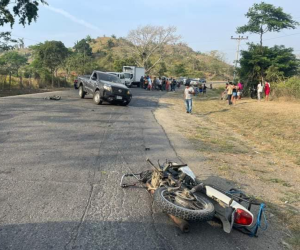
[153,187,215,221]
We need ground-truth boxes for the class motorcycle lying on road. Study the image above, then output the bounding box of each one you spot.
[120,159,267,236]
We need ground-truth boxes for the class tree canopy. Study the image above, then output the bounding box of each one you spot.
[237,2,299,46]
[31,41,69,87]
[239,43,299,84]
[0,0,47,27]
[74,39,92,56]
[124,25,180,72]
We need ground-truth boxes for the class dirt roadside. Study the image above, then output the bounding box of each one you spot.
[154,87,300,250]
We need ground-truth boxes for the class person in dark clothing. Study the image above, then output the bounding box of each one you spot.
[171,78,177,91]
[203,84,207,95]
[162,78,166,91]
[140,76,144,89]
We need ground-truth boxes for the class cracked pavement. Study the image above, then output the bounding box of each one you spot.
[0,89,282,249]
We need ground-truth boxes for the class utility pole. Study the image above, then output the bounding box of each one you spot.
[231,35,248,81]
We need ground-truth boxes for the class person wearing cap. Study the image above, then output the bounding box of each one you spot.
[184,81,195,113]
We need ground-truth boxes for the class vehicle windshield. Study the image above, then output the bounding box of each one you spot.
[99,73,122,84]
[124,73,131,79]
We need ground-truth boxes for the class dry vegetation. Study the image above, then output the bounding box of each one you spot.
[158,85,300,249]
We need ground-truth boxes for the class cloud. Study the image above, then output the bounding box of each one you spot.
[45,5,101,32]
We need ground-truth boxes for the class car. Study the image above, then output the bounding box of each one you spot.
[77,71,132,106]
[200,78,206,83]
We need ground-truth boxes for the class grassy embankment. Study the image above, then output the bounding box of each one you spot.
[159,85,300,249]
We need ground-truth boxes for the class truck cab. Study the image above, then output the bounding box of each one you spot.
[107,72,126,85]
[78,71,132,106]
[123,66,145,88]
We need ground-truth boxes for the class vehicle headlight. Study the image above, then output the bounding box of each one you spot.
[127,90,131,95]
[104,85,112,92]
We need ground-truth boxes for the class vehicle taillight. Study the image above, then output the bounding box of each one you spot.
[234,209,253,226]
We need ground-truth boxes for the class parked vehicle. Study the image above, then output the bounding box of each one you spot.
[177,77,187,85]
[107,72,126,85]
[121,159,266,236]
[123,72,132,86]
[78,71,132,106]
[200,78,206,83]
[123,66,145,87]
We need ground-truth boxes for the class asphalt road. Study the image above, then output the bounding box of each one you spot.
[0,89,281,250]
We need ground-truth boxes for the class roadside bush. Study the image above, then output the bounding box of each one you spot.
[272,76,300,99]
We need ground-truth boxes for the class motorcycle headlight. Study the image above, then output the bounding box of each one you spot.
[104,85,112,92]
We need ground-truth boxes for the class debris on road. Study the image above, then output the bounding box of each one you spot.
[44,95,61,100]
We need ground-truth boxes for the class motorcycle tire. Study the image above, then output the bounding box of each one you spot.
[153,187,215,221]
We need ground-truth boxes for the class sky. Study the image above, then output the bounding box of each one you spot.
[1,0,300,65]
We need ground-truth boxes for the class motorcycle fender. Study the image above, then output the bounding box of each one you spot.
[214,206,235,233]
[205,186,254,229]
[179,166,196,181]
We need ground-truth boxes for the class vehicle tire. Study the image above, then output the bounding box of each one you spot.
[153,187,215,221]
[79,86,86,99]
[93,90,102,105]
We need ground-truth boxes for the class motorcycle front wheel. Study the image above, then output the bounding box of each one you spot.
[153,187,215,221]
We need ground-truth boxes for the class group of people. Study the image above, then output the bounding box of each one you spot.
[140,76,179,91]
[222,80,271,105]
[224,81,244,105]
[257,81,271,101]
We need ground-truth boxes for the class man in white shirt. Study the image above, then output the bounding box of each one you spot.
[184,82,195,113]
[257,82,264,101]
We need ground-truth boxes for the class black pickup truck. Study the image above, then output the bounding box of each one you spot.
[78,71,132,106]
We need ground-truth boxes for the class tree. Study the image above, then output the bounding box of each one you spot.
[32,41,69,88]
[0,32,17,52]
[74,39,92,56]
[157,62,167,77]
[0,51,27,89]
[237,2,299,47]
[174,63,187,76]
[0,0,47,27]
[107,39,115,49]
[124,25,180,72]
[113,58,136,72]
[239,43,299,85]
[1,1,46,52]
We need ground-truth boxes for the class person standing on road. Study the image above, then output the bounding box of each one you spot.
[162,78,166,91]
[226,82,234,105]
[166,78,170,92]
[148,76,152,91]
[257,82,264,101]
[265,81,270,101]
[171,78,177,91]
[184,82,194,114]
[153,77,157,90]
[140,76,144,89]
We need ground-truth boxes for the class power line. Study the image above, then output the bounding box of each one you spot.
[10,34,41,43]
[240,32,300,46]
